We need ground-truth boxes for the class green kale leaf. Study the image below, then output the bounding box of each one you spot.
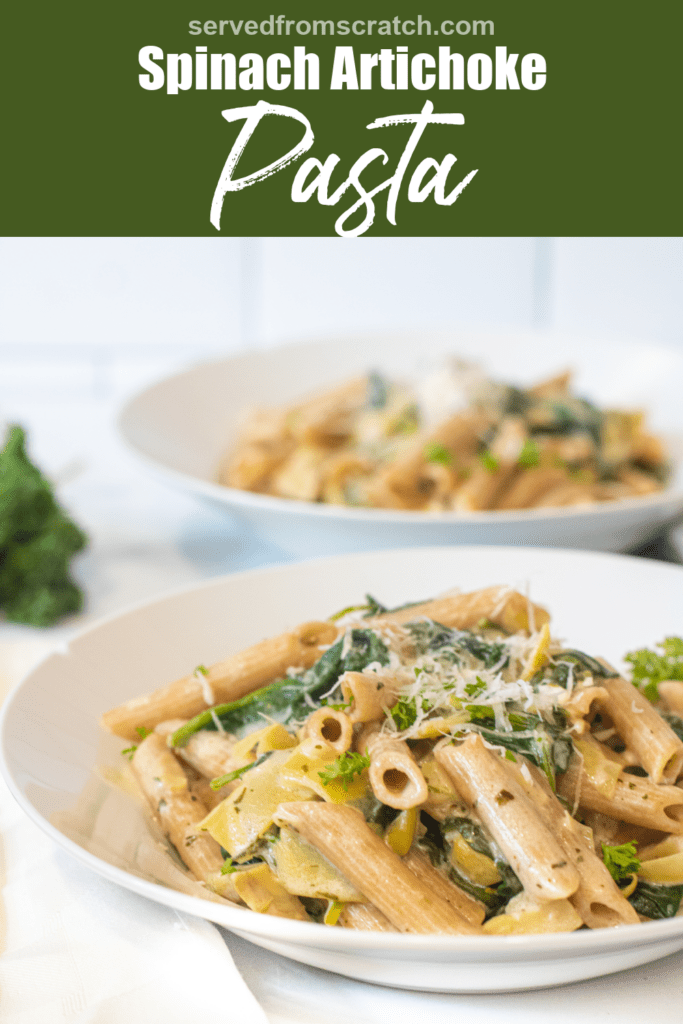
[0,425,87,626]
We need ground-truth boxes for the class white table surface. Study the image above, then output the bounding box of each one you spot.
[1,382,682,1023]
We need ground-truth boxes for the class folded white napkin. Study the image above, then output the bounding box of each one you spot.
[0,640,269,1024]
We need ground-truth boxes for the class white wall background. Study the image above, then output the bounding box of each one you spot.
[0,236,680,619]
[0,236,680,405]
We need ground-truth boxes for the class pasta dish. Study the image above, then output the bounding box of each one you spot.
[219,362,667,512]
[101,585,683,935]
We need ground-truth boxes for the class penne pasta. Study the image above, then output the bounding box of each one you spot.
[371,585,549,634]
[101,620,339,740]
[363,727,429,810]
[596,676,683,784]
[220,364,667,512]
[338,902,397,932]
[402,848,486,926]
[131,733,234,891]
[558,756,683,834]
[436,735,580,901]
[107,583,683,936]
[506,758,639,928]
[302,707,354,754]
[274,801,481,934]
[339,671,402,724]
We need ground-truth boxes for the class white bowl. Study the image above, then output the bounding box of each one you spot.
[2,546,683,993]
[118,330,683,557]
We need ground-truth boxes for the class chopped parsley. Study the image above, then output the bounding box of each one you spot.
[318,751,370,791]
[194,664,209,676]
[478,449,500,473]
[625,637,683,702]
[602,840,640,883]
[390,696,419,731]
[121,726,151,758]
[466,704,495,725]
[464,677,487,699]
[517,438,541,468]
[423,442,453,467]
[220,855,237,874]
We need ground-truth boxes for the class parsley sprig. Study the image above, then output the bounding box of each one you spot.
[602,840,640,883]
[625,637,683,702]
[391,696,419,731]
[318,751,370,791]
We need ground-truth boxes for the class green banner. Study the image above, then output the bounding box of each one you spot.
[2,0,680,236]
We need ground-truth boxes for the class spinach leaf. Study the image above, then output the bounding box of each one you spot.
[171,629,389,747]
[629,881,683,919]
[361,593,425,619]
[405,619,508,668]
[367,371,388,409]
[443,817,494,859]
[661,712,683,744]
[420,813,522,919]
[554,649,618,678]
[529,397,602,446]
[342,628,390,673]
[361,594,388,617]
[504,386,531,416]
[475,708,572,790]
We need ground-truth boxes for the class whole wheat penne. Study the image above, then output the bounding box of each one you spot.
[371,586,549,634]
[101,620,339,740]
[131,733,231,887]
[290,377,368,446]
[106,577,683,936]
[535,482,595,507]
[187,773,225,811]
[658,682,683,717]
[170,729,244,792]
[274,802,481,934]
[436,735,580,901]
[558,756,683,834]
[371,412,491,510]
[494,467,570,510]
[222,367,666,511]
[363,727,429,810]
[302,707,354,754]
[403,848,486,926]
[338,902,397,932]
[596,676,683,784]
[507,759,639,928]
[452,464,519,513]
[339,671,402,724]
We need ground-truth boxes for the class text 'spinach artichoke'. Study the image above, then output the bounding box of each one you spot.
[0,425,87,626]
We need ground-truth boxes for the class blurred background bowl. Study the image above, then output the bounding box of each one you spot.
[119,329,683,557]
